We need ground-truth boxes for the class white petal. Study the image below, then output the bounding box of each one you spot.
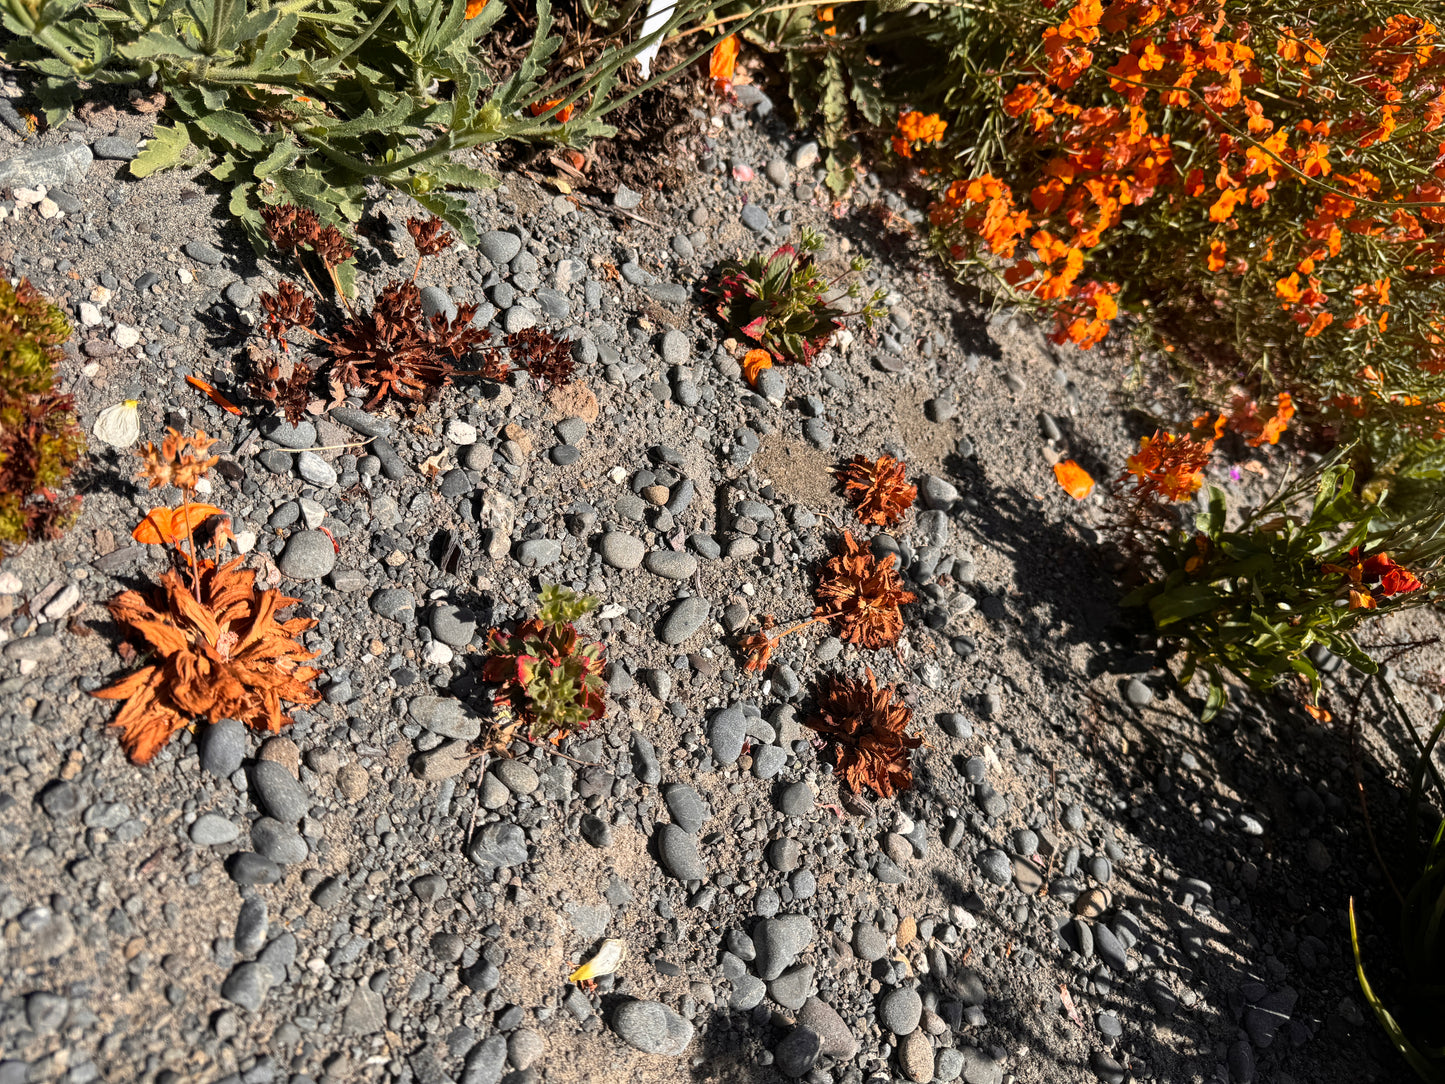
[91,401,140,448]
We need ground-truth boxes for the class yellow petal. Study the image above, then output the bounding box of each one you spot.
[568,938,627,983]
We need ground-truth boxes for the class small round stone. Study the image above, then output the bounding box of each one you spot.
[277,530,336,580]
[878,985,923,1036]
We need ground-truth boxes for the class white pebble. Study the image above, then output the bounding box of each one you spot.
[232,530,257,554]
[112,324,141,349]
[0,571,22,594]
[37,198,60,219]
[78,302,103,327]
[177,268,194,284]
[445,419,477,445]
[423,640,454,667]
[609,466,627,484]
[90,285,112,307]
[81,362,99,379]
[13,186,45,205]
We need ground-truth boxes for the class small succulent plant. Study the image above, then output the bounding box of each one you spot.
[710,228,885,365]
[483,586,608,746]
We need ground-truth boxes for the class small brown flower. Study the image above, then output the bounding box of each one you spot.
[135,428,220,491]
[259,281,315,352]
[261,202,320,252]
[739,630,778,672]
[815,531,915,649]
[313,225,355,268]
[506,326,576,388]
[806,668,921,799]
[835,454,917,526]
[406,216,455,258]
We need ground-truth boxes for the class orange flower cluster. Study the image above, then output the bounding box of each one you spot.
[893,110,948,158]
[528,98,575,123]
[1229,392,1295,447]
[1124,430,1213,502]
[1323,546,1425,609]
[931,0,1445,367]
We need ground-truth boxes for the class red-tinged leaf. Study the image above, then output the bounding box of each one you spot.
[186,375,243,415]
[741,316,768,341]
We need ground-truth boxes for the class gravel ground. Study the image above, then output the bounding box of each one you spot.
[0,72,1433,1084]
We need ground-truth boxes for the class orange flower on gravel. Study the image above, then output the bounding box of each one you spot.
[94,559,322,764]
[806,668,922,799]
[1053,459,1095,499]
[742,348,773,387]
[835,454,917,526]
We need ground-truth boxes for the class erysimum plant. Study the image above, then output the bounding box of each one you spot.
[926,0,1445,489]
[1124,453,1445,720]
[1,0,747,244]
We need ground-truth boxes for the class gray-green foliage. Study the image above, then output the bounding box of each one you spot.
[2,0,720,244]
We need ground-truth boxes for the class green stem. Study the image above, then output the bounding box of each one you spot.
[314,0,399,76]
[3,0,88,72]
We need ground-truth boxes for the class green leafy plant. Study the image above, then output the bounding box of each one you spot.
[0,275,85,547]
[1352,702,1445,1083]
[1124,454,1445,720]
[482,585,607,747]
[710,227,885,365]
[1,0,740,244]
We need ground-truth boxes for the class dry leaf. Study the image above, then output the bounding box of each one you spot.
[836,454,916,526]
[93,558,322,763]
[805,667,922,799]
[814,531,915,649]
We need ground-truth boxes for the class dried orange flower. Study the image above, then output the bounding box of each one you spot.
[1124,431,1212,502]
[94,558,322,763]
[815,531,915,649]
[806,668,922,799]
[836,455,917,526]
[135,428,220,491]
[739,629,778,672]
[742,348,773,387]
[1053,459,1095,499]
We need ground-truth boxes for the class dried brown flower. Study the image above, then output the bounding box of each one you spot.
[407,216,455,258]
[259,281,315,352]
[836,454,916,526]
[135,428,220,491]
[506,326,576,388]
[815,531,915,649]
[739,629,778,672]
[806,667,921,799]
[261,203,320,252]
[313,225,355,268]
[330,280,491,410]
[93,558,322,763]
[251,358,315,426]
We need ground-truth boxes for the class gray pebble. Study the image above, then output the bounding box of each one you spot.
[202,718,246,778]
[249,761,310,824]
[278,530,336,580]
[611,999,693,1056]
[479,231,522,264]
[656,823,705,881]
[644,550,697,580]
[658,596,709,645]
[190,812,240,846]
[879,985,923,1036]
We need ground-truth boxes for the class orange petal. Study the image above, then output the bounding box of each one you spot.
[742,348,773,388]
[465,0,488,17]
[1053,460,1095,500]
[710,36,739,84]
[186,375,243,415]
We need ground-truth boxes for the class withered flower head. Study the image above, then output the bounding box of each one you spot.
[814,531,916,649]
[251,359,315,427]
[313,225,355,268]
[331,280,492,411]
[739,629,778,672]
[261,202,320,252]
[805,667,921,799]
[506,326,576,388]
[93,558,322,764]
[135,428,220,491]
[407,216,455,258]
[259,281,315,352]
[836,454,917,527]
